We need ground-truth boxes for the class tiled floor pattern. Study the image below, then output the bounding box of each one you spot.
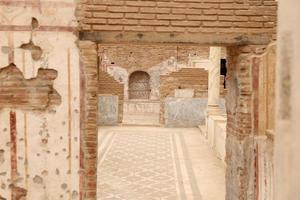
[98,126,225,200]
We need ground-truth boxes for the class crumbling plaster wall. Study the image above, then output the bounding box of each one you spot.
[98,70,124,123]
[99,44,210,100]
[0,1,80,199]
[160,68,209,123]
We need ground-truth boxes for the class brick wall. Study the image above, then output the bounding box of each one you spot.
[98,70,124,122]
[78,41,98,200]
[0,63,61,110]
[160,68,209,97]
[99,44,209,72]
[78,0,277,44]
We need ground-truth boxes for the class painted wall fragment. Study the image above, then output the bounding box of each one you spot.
[19,41,43,61]
[11,185,27,200]
[19,18,42,61]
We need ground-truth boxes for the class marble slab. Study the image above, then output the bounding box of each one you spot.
[123,100,160,125]
[98,95,118,125]
[165,97,207,127]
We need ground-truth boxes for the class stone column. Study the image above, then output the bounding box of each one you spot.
[275,1,300,199]
[205,47,222,141]
[208,46,221,108]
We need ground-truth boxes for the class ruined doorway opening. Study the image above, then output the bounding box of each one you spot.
[79,42,266,200]
[128,71,151,100]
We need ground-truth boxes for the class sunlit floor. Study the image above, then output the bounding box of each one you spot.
[97,126,225,200]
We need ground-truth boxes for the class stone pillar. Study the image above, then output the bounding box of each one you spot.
[78,41,98,200]
[225,46,256,200]
[275,1,300,199]
[208,46,221,108]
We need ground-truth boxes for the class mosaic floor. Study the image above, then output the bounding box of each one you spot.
[98,126,225,200]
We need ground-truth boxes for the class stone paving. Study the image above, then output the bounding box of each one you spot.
[98,126,225,200]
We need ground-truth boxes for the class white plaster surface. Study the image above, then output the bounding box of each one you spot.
[275,1,300,199]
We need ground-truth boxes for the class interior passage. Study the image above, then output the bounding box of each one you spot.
[98,126,225,200]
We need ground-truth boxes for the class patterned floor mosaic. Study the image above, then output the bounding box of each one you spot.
[98,128,201,200]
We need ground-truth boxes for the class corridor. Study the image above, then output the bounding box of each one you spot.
[97,126,225,200]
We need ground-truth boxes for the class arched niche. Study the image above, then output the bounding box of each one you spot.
[128,71,151,99]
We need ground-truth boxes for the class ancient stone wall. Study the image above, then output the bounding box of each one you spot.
[160,68,226,124]
[98,70,124,123]
[0,1,81,199]
[78,0,277,44]
[160,68,208,123]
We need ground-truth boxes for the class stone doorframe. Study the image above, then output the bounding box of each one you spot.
[78,41,269,200]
